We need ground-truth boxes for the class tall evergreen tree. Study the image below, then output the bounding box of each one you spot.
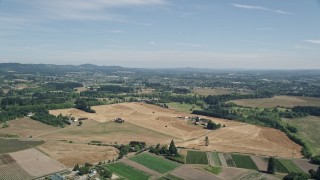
[169,140,177,156]
[267,157,275,174]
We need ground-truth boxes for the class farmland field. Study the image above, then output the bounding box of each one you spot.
[38,141,119,167]
[223,153,236,167]
[0,139,44,154]
[130,153,180,174]
[186,151,208,164]
[105,162,151,180]
[207,152,221,166]
[193,88,248,96]
[274,159,290,173]
[231,154,258,170]
[283,116,320,155]
[48,103,302,158]
[278,159,304,173]
[167,102,201,113]
[230,95,320,108]
[0,162,32,180]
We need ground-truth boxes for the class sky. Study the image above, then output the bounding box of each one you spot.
[0,0,320,69]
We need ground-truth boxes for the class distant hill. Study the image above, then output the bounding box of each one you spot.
[0,63,131,75]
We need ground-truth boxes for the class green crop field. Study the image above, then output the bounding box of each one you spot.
[274,159,290,173]
[158,174,184,180]
[105,162,150,180]
[211,152,221,166]
[230,96,320,108]
[130,153,180,174]
[186,151,208,164]
[167,102,202,113]
[278,159,304,173]
[283,116,320,156]
[0,139,44,154]
[231,154,258,170]
[204,166,222,175]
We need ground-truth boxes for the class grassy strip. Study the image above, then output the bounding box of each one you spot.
[186,151,208,164]
[211,152,221,166]
[105,162,150,180]
[274,159,290,173]
[130,153,180,174]
[223,153,236,167]
[0,139,44,154]
[204,166,222,175]
[231,154,258,170]
[278,159,304,173]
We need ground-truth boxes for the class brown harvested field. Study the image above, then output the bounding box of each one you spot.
[0,118,59,138]
[49,103,302,158]
[292,159,319,173]
[184,124,302,158]
[230,95,320,108]
[74,87,87,93]
[50,103,208,140]
[37,141,119,167]
[171,165,221,180]
[250,156,268,172]
[9,148,66,177]
[218,167,248,180]
[193,88,249,96]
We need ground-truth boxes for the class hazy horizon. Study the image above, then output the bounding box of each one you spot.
[1,0,320,69]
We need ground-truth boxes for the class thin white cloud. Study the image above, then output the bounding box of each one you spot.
[304,39,320,44]
[148,41,157,46]
[0,0,167,23]
[176,43,203,48]
[231,3,293,15]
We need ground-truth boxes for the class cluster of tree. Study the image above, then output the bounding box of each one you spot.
[312,156,320,165]
[149,140,178,156]
[309,166,320,180]
[1,97,73,109]
[75,99,96,113]
[206,120,221,130]
[97,166,112,179]
[279,110,308,119]
[32,91,79,100]
[129,141,146,150]
[31,111,69,127]
[117,141,147,159]
[73,163,93,175]
[292,106,320,116]
[204,91,273,105]
[173,88,191,94]
[43,82,83,91]
[98,85,133,93]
